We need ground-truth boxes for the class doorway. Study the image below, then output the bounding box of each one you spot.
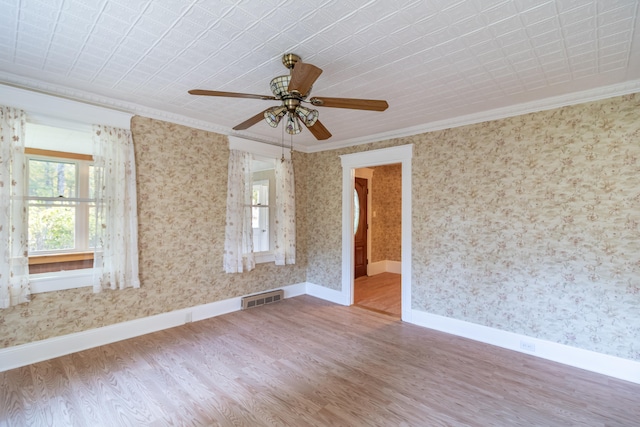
[339,144,413,322]
[354,164,401,317]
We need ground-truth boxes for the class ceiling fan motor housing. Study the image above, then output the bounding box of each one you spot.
[283,95,301,112]
[282,53,300,69]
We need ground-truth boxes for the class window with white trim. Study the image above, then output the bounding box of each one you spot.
[25,123,96,279]
[1,84,134,293]
[27,150,96,253]
[251,158,276,263]
[228,136,292,265]
[26,149,96,273]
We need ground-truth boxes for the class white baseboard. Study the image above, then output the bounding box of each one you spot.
[0,282,306,372]
[410,309,640,385]
[367,260,401,276]
[0,309,188,373]
[386,260,401,274]
[367,261,386,276]
[283,282,307,298]
[3,282,639,385]
[305,282,349,305]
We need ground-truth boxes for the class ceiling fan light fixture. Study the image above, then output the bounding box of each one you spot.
[285,113,302,135]
[270,75,291,98]
[295,106,319,127]
[264,106,287,127]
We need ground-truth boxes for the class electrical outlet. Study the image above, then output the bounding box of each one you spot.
[520,340,536,352]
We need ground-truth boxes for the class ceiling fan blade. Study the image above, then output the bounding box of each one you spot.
[233,109,269,130]
[288,62,323,96]
[306,119,332,140]
[189,89,276,101]
[309,97,389,111]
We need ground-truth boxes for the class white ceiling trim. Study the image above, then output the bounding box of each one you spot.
[2,71,639,154]
[301,79,640,153]
[0,72,226,136]
[0,81,133,130]
[0,70,286,147]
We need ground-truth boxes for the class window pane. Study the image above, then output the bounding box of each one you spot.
[89,165,95,199]
[28,204,75,251]
[29,159,76,198]
[252,180,269,206]
[252,179,270,252]
[252,206,269,252]
[89,205,97,248]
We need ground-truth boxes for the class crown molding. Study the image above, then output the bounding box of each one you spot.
[0,81,133,130]
[0,71,288,147]
[2,71,639,154]
[302,79,640,153]
[0,72,222,133]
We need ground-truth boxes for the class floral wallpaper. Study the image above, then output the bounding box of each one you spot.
[371,163,402,263]
[304,93,640,361]
[412,94,640,361]
[2,94,639,363]
[0,116,307,348]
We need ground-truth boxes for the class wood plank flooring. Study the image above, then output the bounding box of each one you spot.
[354,272,401,317]
[2,295,639,426]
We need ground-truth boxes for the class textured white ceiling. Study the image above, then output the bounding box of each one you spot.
[1,0,639,151]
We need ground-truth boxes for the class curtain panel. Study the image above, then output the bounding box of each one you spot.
[274,157,296,265]
[92,125,140,292]
[223,149,255,273]
[0,106,30,308]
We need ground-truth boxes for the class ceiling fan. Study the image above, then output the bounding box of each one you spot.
[188,53,389,140]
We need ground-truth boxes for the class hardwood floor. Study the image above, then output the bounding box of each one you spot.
[2,295,639,426]
[354,272,401,317]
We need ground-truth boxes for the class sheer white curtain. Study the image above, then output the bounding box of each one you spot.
[92,125,140,292]
[223,149,255,273]
[274,157,296,265]
[0,106,29,308]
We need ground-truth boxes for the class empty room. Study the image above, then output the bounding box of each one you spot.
[1,1,639,425]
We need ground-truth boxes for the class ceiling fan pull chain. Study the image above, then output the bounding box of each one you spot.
[290,130,294,156]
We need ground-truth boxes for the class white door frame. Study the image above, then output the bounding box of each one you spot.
[339,144,413,322]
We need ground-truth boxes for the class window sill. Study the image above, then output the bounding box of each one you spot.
[29,252,94,265]
[30,268,93,294]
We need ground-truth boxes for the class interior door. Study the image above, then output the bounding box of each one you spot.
[354,177,368,278]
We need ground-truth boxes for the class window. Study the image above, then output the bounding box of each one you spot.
[26,149,96,271]
[251,159,276,262]
[226,136,295,268]
[2,86,134,293]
